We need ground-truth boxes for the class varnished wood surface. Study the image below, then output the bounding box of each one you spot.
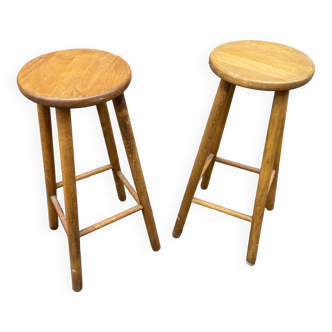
[201,85,236,190]
[113,94,161,251]
[97,102,126,201]
[209,40,315,91]
[246,90,290,266]
[18,49,131,108]
[55,108,84,293]
[37,104,58,230]
[172,80,233,240]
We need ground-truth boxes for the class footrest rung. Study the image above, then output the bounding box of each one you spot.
[192,197,252,222]
[215,157,276,192]
[80,205,143,237]
[215,157,260,174]
[56,164,113,189]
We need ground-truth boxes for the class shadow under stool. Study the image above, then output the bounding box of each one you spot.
[172,40,315,265]
[17,49,160,291]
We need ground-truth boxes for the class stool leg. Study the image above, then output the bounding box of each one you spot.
[201,84,236,190]
[37,104,58,230]
[246,91,289,266]
[112,94,161,251]
[266,93,289,210]
[97,102,126,202]
[56,108,82,292]
[173,79,232,238]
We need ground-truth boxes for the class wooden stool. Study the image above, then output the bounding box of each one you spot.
[17,49,160,291]
[172,40,314,265]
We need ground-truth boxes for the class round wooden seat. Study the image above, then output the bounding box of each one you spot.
[17,49,131,108]
[209,40,315,91]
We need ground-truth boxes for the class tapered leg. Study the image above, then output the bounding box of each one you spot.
[56,108,82,292]
[97,102,126,202]
[201,84,236,190]
[246,91,289,266]
[173,79,232,238]
[112,94,161,251]
[37,104,58,230]
[266,92,289,210]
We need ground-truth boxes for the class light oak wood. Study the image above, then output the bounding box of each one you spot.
[56,108,82,292]
[113,94,161,251]
[247,91,289,265]
[17,49,131,108]
[192,197,252,222]
[97,102,126,202]
[201,84,235,189]
[266,93,289,210]
[210,41,315,91]
[173,79,232,238]
[80,205,143,237]
[56,164,112,189]
[37,104,58,230]
[215,158,276,191]
[215,157,261,174]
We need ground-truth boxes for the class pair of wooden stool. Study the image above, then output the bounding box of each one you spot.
[18,41,314,291]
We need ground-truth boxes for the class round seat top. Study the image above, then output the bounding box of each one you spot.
[209,40,315,91]
[17,49,131,108]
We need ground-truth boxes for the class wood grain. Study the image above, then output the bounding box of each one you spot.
[172,79,232,240]
[97,103,127,203]
[37,104,58,230]
[112,94,161,252]
[55,108,83,293]
[210,41,315,91]
[18,49,131,108]
[246,90,290,266]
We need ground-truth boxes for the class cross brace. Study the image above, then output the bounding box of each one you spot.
[56,164,113,189]
[195,155,276,222]
[51,170,142,237]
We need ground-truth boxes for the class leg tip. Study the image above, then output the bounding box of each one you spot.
[266,205,274,211]
[246,260,255,266]
[49,215,58,230]
[118,191,127,202]
[73,286,83,292]
[152,244,161,252]
[72,272,83,292]
[172,218,183,238]
[172,230,182,240]
[200,181,209,190]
